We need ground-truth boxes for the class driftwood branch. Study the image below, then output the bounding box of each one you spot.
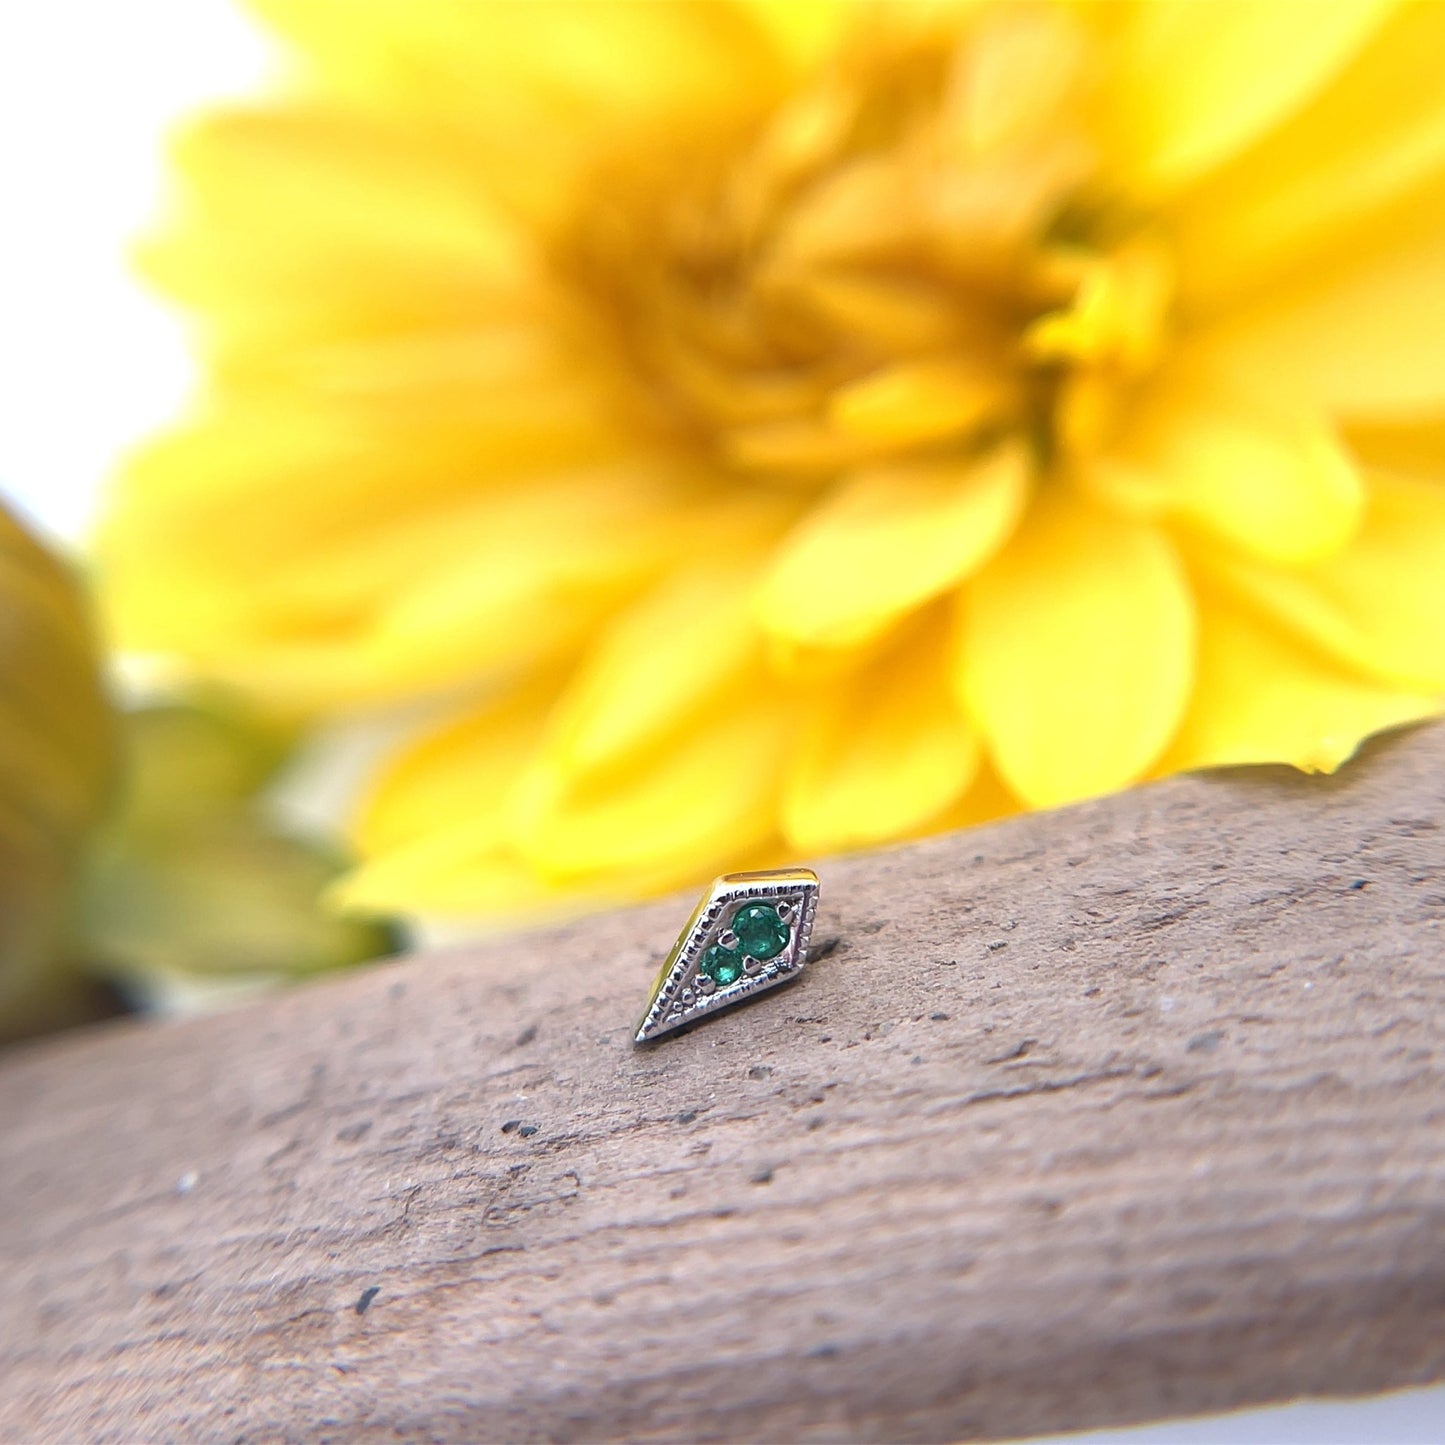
[2,723,1444,1442]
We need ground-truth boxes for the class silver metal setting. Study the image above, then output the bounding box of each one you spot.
[633,867,820,1045]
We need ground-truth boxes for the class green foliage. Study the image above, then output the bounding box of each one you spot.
[76,699,399,996]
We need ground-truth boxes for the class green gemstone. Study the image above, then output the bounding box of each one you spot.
[701,944,745,987]
[731,903,790,962]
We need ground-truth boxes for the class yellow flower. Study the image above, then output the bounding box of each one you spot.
[102,0,1445,924]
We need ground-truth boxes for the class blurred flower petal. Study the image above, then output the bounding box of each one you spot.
[783,615,979,854]
[1172,1,1445,309]
[1090,359,1364,564]
[353,677,561,859]
[1203,192,1445,416]
[756,442,1030,651]
[511,695,793,883]
[1193,472,1445,692]
[960,488,1194,808]
[546,541,784,782]
[1159,586,1435,775]
[1104,0,1392,191]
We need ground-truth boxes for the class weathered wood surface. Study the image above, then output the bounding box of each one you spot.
[2,724,1444,1444]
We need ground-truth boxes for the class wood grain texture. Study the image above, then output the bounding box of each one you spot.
[2,723,1444,1443]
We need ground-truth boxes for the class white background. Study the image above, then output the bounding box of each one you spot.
[0,5,1441,1441]
[0,0,269,547]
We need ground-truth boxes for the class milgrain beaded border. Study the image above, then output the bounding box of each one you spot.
[634,869,820,1044]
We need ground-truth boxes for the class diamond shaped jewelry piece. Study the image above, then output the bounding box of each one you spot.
[634,868,820,1045]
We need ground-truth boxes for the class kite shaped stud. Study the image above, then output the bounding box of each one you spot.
[634,868,820,1045]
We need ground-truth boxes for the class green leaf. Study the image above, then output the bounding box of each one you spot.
[77,697,397,995]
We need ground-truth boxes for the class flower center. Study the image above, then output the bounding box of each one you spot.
[561,4,1174,489]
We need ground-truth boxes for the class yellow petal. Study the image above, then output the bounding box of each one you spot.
[782,615,979,854]
[1103,0,1393,192]
[947,3,1088,156]
[1172,1,1445,311]
[351,674,561,858]
[144,106,541,360]
[252,0,793,226]
[339,672,701,922]
[925,760,1021,835]
[1346,414,1445,479]
[1158,587,1436,776]
[770,152,923,269]
[792,273,974,354]
[1088,362,1364,565]
[722,416,879,480]
[545,546,782,783]
[333,820,793,923]
[126,462,699,711]
[960,487,1195,808]
[755,442,1031,652]
[828,358,1009,446]
[331,826,626,924]
[350,472,698,695]
[1193,471,1445,691]
[511,694,793,883]
[342,659,786,921]
[733,0,848,71]
[1202,189,1445,416]
[101,374,625,662]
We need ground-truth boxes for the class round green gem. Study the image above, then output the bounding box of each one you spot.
[731,903,789,962]
[701,945,745,987]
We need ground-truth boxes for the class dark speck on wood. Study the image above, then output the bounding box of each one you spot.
[355,1287,380,1316]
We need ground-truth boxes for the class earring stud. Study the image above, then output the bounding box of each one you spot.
[634,868,820,1044]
